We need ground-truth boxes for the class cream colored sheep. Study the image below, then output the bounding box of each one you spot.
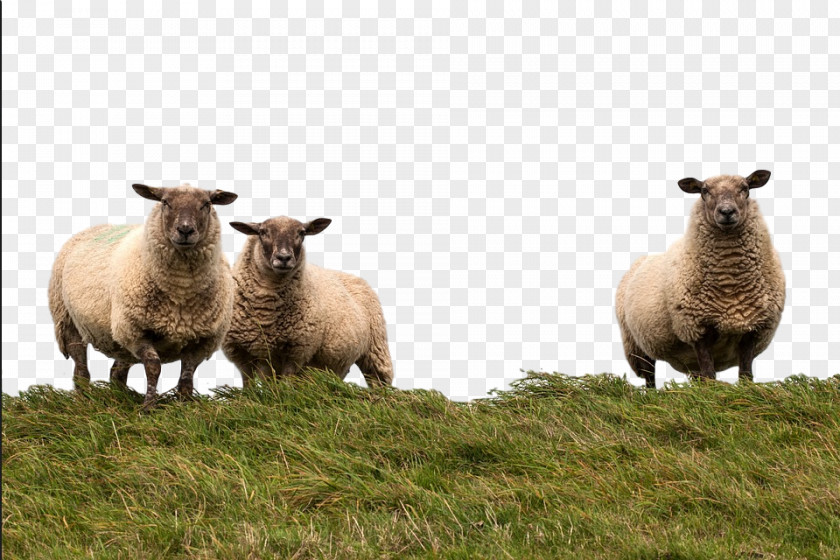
[48,184,238,406]
[222,216,393,388]
[615,170,785,387]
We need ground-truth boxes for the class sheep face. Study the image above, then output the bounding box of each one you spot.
[678,170,771,232]
[133,184,238,249]
[230,216,332,275]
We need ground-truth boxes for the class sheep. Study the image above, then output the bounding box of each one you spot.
[221,216,394,388]
[615,170,785,388]
[48,184,238,406]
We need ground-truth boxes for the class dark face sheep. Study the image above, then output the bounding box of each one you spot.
[133,184,238,248]
[677,170,771,231]
[230,217,332,274]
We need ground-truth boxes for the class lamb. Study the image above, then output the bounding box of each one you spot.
[615,170,785,388]
[221,216,394,388]
[48,184,238,406]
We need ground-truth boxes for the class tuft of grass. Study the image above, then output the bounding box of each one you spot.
[3,370,840,559]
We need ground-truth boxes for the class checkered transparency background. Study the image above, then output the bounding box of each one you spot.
[3,1,839,400]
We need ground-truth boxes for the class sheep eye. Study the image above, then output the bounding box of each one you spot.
[161,200,171,208]
[299,230,306,237]
[202,202,211,210]
[700,187,709,196]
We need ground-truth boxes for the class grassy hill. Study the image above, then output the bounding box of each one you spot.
[3,371,840,559]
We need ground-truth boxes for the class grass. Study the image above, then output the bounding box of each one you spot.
[3,371,840,559]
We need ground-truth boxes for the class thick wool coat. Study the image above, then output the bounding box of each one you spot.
[48,203,234,365]
[616,197,785,374]
[222,236,393,386]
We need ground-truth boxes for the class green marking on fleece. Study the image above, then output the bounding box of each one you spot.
[92,224,134,244]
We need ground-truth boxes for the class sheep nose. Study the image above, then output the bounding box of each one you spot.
[274,253,292,266]
[177,224,196,236]
[719,207,736,218]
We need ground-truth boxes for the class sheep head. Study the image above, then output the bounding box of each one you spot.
[230,216,332,275]
[678,170,771,231]
[133,184,238,249]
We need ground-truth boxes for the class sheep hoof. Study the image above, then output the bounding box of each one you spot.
[73,377,91,391]
[141,394,160,411]
[176,384,196,401]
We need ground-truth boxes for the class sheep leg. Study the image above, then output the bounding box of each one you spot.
[238,357,276,385]
[110,360,132,386]
[257,358,283,380]
[356,313,394,387]
[261,350,303,379]
[240,364,261,387]
[244,355,280,382]
[621,331,656,388]
[738,331,756,383]
[176,357,202,399]
[692,328,719,381]
[356,353,394,388]
[628,352,657,389]
[223,344,261,387]
[238,368,256,387]
[135,343,162,407]
[65,327,91,389]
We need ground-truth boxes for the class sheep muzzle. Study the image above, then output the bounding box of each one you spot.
[714,204,740,229]
[271,252,296,271]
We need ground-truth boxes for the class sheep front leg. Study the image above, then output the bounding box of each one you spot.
[273,357,299,378]
[222,344,260,387]
[738,331,756,383]
[256,358,283,380]
[176,356,202,399]
[135,343,162,407]
[692,328,719,381]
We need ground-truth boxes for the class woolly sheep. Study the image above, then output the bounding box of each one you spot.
[615,170,785,387]
[48,184,238,406]
[222,216,394,388]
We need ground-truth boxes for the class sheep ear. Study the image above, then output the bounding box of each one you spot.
[210,190,238,206]
[304,218,332,236]
[746,170,771,189]
[229,222,261,236]
[133,184,164,201]
[678,178,704,194]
